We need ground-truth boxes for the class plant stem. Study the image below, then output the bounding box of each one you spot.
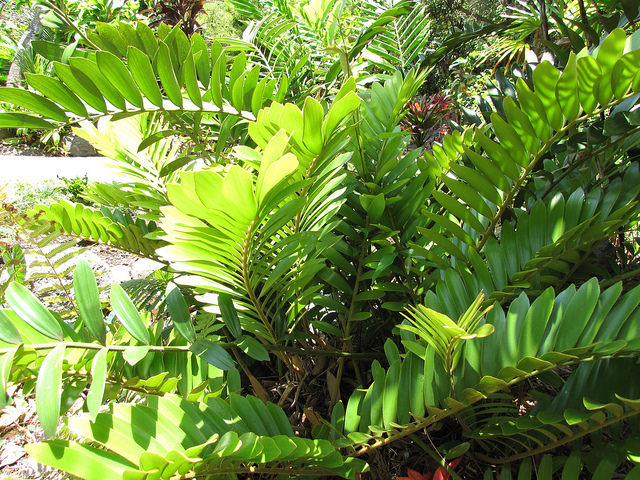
[269,345,384,359]
[476,408,640,464]
[241,218,277,343]
[539,125,640,201]
[182,465,338,477]
[577,0,594,46]
[599,266,640,288]
[3,342,195,353]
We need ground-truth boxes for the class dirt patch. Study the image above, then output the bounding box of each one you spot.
[0,386,66,480]
[0,144,63,157]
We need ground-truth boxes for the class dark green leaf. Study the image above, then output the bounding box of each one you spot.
[69,57,125,110]
[0,113,54,129]
[0,88,67,122]
[25,73,87,117]
[235,335,269,361]
[54,62,107,113]
[190,339,234,370]
[96,51,143,108]
[166,287,196,342]
[137,129,182,152]
[218,293,242,338]
[127,46,163,107]
[157,41,182,107]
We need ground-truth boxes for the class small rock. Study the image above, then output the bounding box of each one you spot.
[67,134,99,157]
[131,258,164,279]
[0,128,16,140]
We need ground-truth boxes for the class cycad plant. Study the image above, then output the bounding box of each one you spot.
[1,12,640,480]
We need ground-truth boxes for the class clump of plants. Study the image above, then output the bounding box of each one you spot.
[7,180,64,211]
[401,92,457,148]
[58,175,92,205]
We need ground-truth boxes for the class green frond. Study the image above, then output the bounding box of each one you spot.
[471,358,640,464]
[159,86,360,344]
[5,209,88,318]
[483,452,640,479]
[334,279,640,456]
[0,262,226,422]
[365,2,432,73]
[420,29,640,279]
[34,200,164,258]
[421,164,640,318]
[0,22,284,149]
[27,393,369,479]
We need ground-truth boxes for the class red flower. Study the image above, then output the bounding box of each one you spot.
[397,468,432,480]
[398,458,463,480]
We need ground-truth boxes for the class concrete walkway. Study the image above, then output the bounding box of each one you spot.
[1,156,122,183]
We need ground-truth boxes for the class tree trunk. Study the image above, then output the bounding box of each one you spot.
[6,7,41,87]
[539,0,549,42]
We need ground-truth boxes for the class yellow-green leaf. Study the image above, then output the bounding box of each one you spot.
[257,153,298,204]
[302,96,325,154]
[556,52,580,122]
[222,166,257,220]
[87,347,107,421]
[110,283,150,344]
[73,261,105,345]
[533,61,563,131]
[122,345,150,365]
[576,55,602,114]
[322,90,361,138]
[26,440,135,480]
[5,282,63,341]
[36,344,65,437]
[0,309,22,344]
